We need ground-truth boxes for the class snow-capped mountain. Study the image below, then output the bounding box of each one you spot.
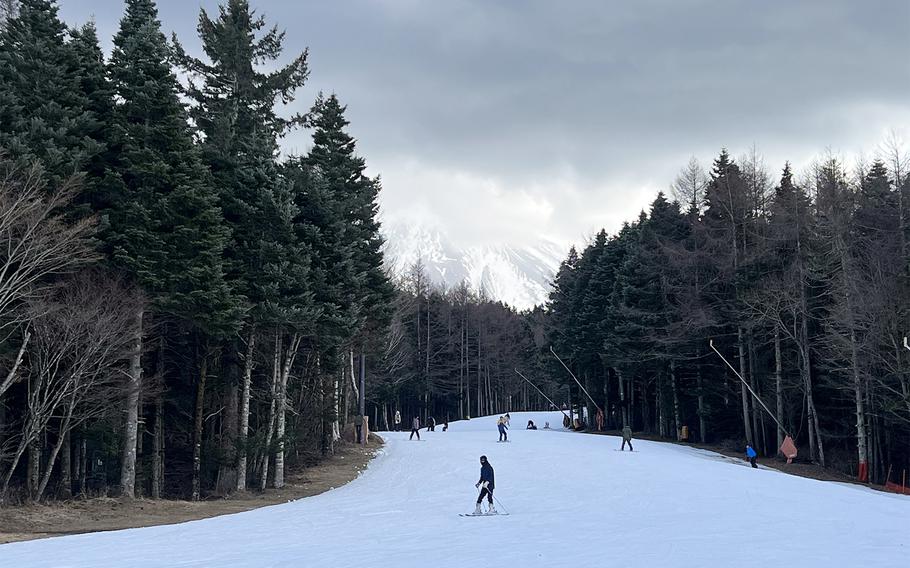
[382,222,566,310]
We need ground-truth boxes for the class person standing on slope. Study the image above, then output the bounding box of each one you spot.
[497,416,509,442]
[621,425,633,451]
[394,410,401,432]
[473,455,496,514]
[409,416,421,440]
[746,444,758,468]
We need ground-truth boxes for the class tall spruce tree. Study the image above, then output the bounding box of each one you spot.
[173,0,312,492]
[107,0,240,499]
[0,0,99,180]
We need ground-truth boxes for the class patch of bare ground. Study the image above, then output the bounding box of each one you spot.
[0,436,382,545]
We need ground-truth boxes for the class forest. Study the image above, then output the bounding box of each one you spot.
[0,0,394,503]
[1,0,907,508]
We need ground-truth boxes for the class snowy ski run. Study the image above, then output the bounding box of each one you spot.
[2,411,908,567]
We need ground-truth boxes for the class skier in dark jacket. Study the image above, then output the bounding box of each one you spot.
[746,444,758,468]
[473,455,496,514]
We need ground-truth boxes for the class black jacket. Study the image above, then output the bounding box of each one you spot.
[478,462,495,490]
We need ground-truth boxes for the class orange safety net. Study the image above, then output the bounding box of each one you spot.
[779,435,798,464]
[884,481,910,495]
[858,461,869,482]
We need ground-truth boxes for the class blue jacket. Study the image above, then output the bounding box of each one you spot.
[746,446,757,458]
[479,462,495,490]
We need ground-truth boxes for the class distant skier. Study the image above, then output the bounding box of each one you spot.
[410,417,421,440]
[394,410,401,432]
[442,419,449,432]
[427,416,436,432]
[746,444,758,468]
[473,455,496,514]
[504,413,511,427]
[497,416,509,442]
[526,420,537,430]
[621,425,633,451]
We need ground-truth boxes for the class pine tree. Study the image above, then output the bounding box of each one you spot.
[107,0,241,499]
[0,0,99,180]
[173,0,311,491]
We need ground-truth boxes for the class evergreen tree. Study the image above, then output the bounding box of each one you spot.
[173,0,312,490]
[107,0,241,499]
[0,0,99,180]
[305,93,394,345]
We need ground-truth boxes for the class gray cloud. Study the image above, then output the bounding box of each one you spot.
[61,0,910,247]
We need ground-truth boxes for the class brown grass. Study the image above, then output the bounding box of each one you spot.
[0,437,382,545]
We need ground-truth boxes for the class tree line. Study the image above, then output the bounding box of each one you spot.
[547,146,910,484]
[0,0,392,503]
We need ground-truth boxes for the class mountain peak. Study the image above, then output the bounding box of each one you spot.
[382,221,565,310]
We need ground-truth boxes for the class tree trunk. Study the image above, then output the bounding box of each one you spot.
[191,347,210,502]
[274,333,300,489]
[696,357,707,443]
[260,332,281,490]
[737,327,753,444]
[670,361,681,441]
[60,428,72,499]
[151,396,163,499]
[236,330,255,492]
[774,327,784,452]
[36,405,74,501]
[25,437,40,500]
[119,307,143,498]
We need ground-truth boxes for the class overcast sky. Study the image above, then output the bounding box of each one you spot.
[59,0,910,249]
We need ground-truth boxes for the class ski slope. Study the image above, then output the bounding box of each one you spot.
[2,411,908,567]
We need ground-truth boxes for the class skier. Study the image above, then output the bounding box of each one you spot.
[497,416,509,442]
[409,417,421,440]
[746,444,758,468]
[472,455,496,514]
[394,410,401,432]
[442,419,449,432]
[504,413,511,427]
[621,424,633,451]
[526,420,537,430]
[427,416,436,432]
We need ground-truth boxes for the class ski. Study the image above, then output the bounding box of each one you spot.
[459,512,510,517]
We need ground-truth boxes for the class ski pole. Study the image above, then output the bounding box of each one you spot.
[492,493,509,514]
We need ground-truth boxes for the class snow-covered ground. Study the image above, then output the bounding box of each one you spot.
[2,411,908,567]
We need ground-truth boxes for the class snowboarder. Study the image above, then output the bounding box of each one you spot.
[526,420,537,430]
[410,417,421,440]
[497,416,509,441]
[394,410,401,432]
[746,444,758,468]
[621,425,633,451]
[442,419,449,431]
[473,455,496,514]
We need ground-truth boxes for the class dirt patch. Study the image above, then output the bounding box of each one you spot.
[0,437,383,545]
